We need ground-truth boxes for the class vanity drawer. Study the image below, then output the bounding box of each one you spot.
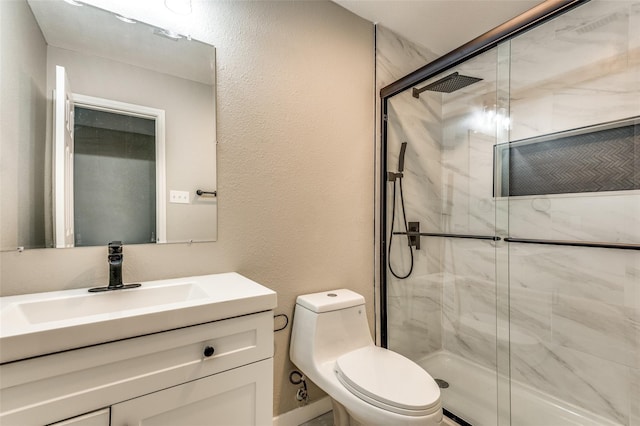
[0,310,273,426]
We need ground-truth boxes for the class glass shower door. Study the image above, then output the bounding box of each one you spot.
[383,1,639,425]
[505,1,640,424]
[385,46,510,425]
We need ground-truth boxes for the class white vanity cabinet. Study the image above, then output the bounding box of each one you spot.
[0,310,274,426]
[111,358,272,425]
[49,409,110,426]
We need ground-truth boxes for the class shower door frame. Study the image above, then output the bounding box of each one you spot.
[378,0,590,348]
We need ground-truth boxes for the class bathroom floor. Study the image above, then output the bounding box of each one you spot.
[300,411,333,426]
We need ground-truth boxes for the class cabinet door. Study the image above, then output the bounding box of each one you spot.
[111,358,273,426]
[49,409,110,426]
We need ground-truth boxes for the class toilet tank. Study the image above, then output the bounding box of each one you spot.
[290,289,373,368]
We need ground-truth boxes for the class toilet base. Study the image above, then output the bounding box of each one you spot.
[330,398,443,426]
[332,399,362,426]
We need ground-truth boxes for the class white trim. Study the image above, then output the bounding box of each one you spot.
[72,94,167,244]
[273,397,332,426]
[53,82,65,248]
[53,66,75,248]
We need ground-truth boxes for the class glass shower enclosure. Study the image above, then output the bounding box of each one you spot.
[380,1,639,425]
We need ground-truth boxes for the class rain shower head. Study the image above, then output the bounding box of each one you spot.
[412,72,482,98]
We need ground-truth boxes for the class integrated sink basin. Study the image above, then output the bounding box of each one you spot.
[0,273,277,363]
[13,282,208,324]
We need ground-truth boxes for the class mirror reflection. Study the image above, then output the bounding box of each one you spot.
[0,0,217,251]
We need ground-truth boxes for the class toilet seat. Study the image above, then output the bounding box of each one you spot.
[334,346,441,417]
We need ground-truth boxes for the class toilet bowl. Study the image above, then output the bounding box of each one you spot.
[290,289,443,426]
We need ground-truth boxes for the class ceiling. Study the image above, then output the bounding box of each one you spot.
[27,0,215,84]
[332,0,543,56]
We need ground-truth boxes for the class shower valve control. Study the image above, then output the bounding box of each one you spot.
[408,221,421,250]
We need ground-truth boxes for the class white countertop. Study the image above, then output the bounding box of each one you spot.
[0,273,277,364]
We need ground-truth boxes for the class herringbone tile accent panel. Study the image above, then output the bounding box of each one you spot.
[506,124,638,197]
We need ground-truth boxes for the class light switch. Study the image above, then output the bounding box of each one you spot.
[169,190,190,204]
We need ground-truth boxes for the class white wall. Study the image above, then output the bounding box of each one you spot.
[0,0,374,416]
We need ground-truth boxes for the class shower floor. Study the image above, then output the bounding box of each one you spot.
[419,351,621,426]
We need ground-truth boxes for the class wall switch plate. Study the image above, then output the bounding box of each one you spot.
[169,190,190,204]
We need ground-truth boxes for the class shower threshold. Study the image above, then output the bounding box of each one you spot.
[419,351,622,426]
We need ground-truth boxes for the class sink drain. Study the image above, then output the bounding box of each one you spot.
[435,378,449,389]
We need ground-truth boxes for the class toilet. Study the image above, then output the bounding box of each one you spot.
[290,289,443,426]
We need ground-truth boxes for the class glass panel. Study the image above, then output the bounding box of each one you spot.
[495,40,512,426]
[507,1,640,425]
[385,47,502,425]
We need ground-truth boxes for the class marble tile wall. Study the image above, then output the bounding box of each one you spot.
[509,0,640,140]
[505,1,640,424]
[441,240,500,370]
[437,47,502,371]
[376,25,444,362]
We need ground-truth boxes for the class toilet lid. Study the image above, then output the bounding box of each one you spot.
[335,346,440,415]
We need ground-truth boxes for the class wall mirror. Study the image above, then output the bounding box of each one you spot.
[0,0,217,251]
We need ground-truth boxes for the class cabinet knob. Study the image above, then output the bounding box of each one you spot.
[203,346,215,357]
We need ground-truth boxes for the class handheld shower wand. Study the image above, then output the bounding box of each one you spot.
[398,142,407,173]
[387,142,407,182]
[388,142,414,279]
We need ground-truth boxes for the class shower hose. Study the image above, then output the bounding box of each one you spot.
[388,171,414,279]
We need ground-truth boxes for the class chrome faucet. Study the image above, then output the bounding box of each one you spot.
[88,241,141,292]
[108,241,124,289]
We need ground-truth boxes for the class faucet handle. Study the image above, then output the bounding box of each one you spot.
[108,241,122,254]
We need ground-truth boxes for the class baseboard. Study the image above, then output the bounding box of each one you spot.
[273,397,332,426]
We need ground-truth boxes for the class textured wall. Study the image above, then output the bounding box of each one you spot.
[0,0,374,417]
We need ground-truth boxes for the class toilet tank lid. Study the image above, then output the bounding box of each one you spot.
[296,289,365,313]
